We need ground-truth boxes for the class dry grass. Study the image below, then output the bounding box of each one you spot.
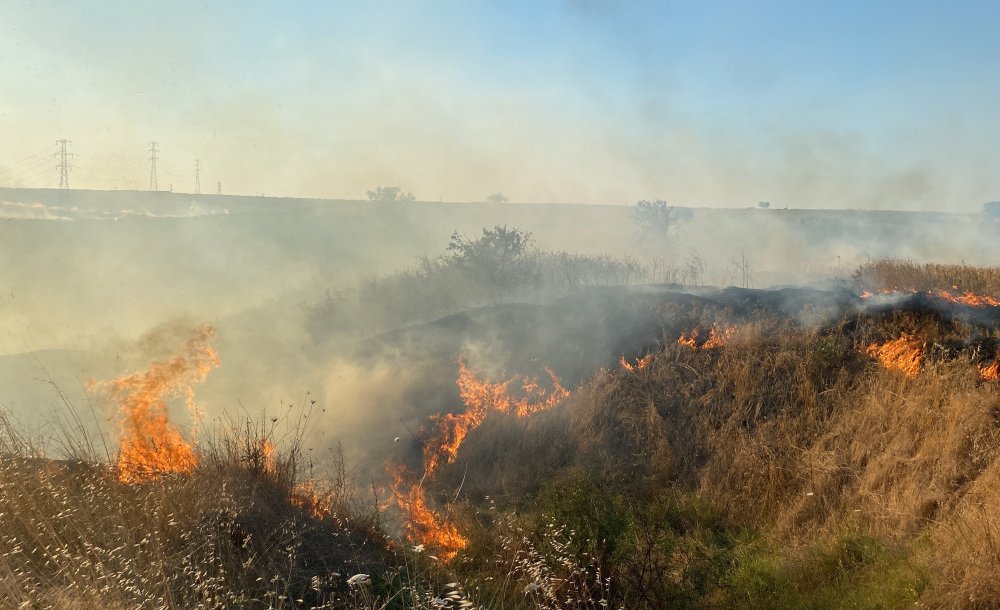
[429,280,1000,607]
[0,410,412,609]
[854,259,1000,296]
[8,259,1000,608]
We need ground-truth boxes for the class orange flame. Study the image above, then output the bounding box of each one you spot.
[291,479,339,520]
[703,325,736,349]
[620,354,654,371]
[391,466,467,560]
[91,326,219,484]
[422,357,568,473]
[677,329,699,349]
[864,333,923,378]
[678,325,736,350]
[392,356,569,560]
[860,288,1000,308]
[933,290,1000,308]
[980,352,1000,381]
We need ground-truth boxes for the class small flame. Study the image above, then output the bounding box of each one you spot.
[291,479,337,520]
[90,326,219,484]
[677,329,699,349]
[703,325,736,349]
[620,354,654,371]
[980,352,1000,381]
[392,356,569,560]
[678,325,736,350]
[864,333,923,378]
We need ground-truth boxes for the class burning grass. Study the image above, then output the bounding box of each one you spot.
[9,260,1000,608]
[676,324,737,350]
[87,325,219,484]
[390,356,570,561]
[863,333,924,378]
[854,259,1000,300]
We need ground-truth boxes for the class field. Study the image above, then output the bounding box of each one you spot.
[3,252,1000,608]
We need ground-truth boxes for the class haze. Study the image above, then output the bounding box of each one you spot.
[3,1,1000,209]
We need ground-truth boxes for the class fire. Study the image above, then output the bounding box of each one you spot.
[391,467,468,561]
[291,479,338,520]
[90,326,219,484]
[933,290,1000,308]
[677,329,699,349]
[981,360,1000,381]
[620,353,654,371]
[392,356,569,560]
[703,325,735,349]
[678,325,736,350]
[980,351,1000,381]
[422,357,567,473]
[864,333,923,378]
[859,288,1000,308]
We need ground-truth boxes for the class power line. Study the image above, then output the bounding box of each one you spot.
[56,139,73,189]
[148,141,159,191]
[194,159,201,194]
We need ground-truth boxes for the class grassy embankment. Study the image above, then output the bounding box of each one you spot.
[4,259,1000,608]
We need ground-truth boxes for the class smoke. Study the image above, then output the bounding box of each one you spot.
[5,3,1000,208]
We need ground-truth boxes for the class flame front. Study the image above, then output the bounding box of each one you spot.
[934,290,1000,308]
[859,288,1000,308]
[392,356,569,560]
[864,333,923,378]
[91,326,219,484]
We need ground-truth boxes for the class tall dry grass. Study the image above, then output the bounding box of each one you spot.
[854,259,1000,296]
[0,409,426,609]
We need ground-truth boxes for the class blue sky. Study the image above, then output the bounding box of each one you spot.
[1,0,999,209]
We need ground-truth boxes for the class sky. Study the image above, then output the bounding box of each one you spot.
[1,0,999,209]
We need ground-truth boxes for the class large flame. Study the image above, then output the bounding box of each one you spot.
[90,326,219,484]
[392,356,569,560]
[864,333,923,378]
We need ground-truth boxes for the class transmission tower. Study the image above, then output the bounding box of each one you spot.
[56,139,72,189]
[216,181,222,195]
[148,141,159,191]
[194,159,201,194]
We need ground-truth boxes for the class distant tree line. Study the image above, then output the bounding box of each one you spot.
[367,186,415,202]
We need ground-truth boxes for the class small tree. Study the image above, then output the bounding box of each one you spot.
[633,200,675,237]
[366,186,415,202]
[757,201,771,209]
[447,226,536,301]
[486,192,508,204]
